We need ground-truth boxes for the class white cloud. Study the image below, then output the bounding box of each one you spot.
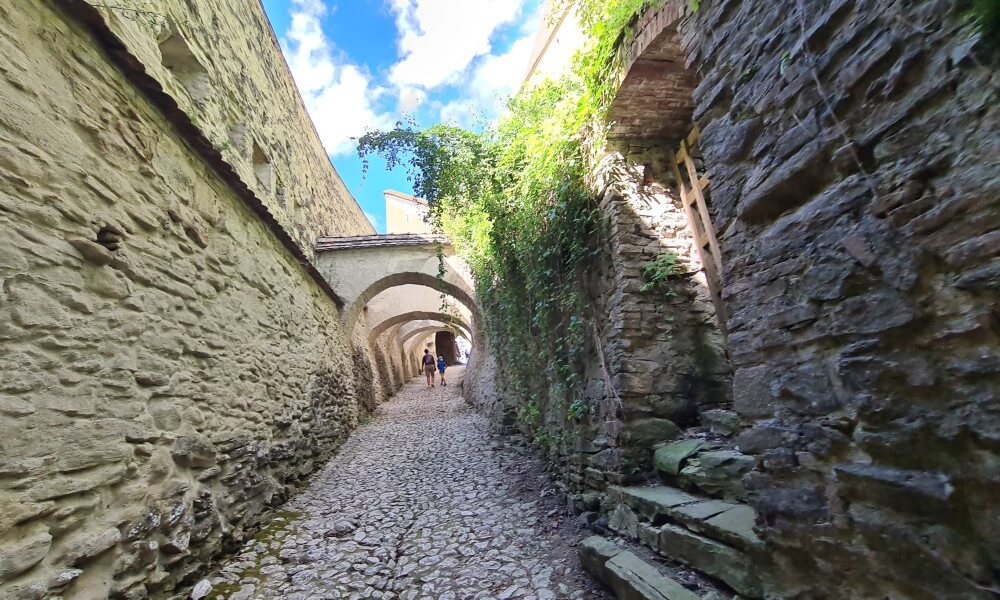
[282,0,393,156]
[363,211,382,230]
[397,87,428,113]
[438,14,537,126]
[388,0,529,90]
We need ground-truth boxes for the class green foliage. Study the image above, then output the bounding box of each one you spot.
[640,252,682,293]
[964,0,1000,40]
[568,398,589,420]
[357,0,660,438]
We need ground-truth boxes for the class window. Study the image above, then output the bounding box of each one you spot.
[252,141,273,194]
[157,20,210,102]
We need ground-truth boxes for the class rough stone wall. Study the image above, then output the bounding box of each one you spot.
[464,152,729,493]
[587,153,730,480]
[674,0,999,597]
[83,0,374,255]
[0,1,365,598]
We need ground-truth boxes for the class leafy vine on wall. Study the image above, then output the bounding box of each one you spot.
[357,0,668,444]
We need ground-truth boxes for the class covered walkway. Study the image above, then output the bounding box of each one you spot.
[207,368,606,600]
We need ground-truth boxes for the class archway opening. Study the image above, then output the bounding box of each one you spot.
[434,331,460,366]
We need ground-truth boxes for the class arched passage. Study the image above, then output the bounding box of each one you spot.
[368,311,472,345]
[313,235,478,336]
[399,323,460,349]
[343,271,479,337]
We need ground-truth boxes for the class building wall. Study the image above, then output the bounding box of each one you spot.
[84,0,374,255]
[384,192,433,234]
[497,0,999,597]
[0,1,370,597]
[523,0,587,85]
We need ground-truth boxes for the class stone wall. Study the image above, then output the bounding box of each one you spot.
[673,0,998,597]
[464,151,730,491]
[483,0,998,597]
[81,0,374,255]
[0,1,371,597]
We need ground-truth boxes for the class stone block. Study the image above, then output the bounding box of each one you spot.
[653,440,704,475]
[731,366,773,418]
[679,450,755,500]
[579,536,701,600]
[700,410,741,436]
[657,524,761,597]
[0,528,51,579]
[622,418,681,450]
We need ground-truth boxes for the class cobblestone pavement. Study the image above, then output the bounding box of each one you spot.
[207,367,609,600]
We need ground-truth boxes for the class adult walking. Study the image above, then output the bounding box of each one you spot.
[422,349,436,387]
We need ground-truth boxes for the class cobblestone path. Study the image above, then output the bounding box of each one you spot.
[208,367,608,600]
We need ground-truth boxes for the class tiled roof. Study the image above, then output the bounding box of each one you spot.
[315,233,449,252]
[384,189,429,206]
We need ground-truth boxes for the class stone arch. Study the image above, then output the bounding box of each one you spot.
[344,272,478,337]
[368,311,472,345]
[399,323,461,350]
[607,0,697,142]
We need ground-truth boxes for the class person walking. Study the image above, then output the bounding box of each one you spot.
[422,349,436,387]
[437,355,447,386]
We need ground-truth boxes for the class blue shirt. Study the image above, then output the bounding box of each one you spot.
[437,358,446,371]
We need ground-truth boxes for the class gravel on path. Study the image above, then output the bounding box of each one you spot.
[206,367,609,600]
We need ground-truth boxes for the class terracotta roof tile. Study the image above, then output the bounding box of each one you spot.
[315,233,449,252]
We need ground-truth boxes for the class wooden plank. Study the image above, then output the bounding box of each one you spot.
[672,141,728,336]
[680,140,724,280]
[699,174,710,191]
[675,145,688,165]
[686,124,701,149]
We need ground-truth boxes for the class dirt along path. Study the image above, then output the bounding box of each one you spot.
[205,366,609,600]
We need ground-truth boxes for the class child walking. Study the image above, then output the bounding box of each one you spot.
[437,355,447,386]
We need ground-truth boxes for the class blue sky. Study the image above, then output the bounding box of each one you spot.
[260,0,543,232]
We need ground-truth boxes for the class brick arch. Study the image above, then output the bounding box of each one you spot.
[607,0,697,142]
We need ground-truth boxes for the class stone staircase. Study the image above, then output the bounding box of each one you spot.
[600,435,766,598]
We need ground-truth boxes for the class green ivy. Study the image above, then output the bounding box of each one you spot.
[640,252,682,293]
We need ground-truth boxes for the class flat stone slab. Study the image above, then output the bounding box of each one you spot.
[653,440,705,475]
[704,505,761,546]
[657,524,762,598]
[610,485,762,551]
[610,486,702,518]
[579,536,702,600]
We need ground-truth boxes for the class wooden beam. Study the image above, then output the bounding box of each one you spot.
[680,140,724,281]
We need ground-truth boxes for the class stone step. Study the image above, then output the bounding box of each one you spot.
[606,485,761,550]
[604,485,764,598]
[579,536,703,600]
[653,440,755,501]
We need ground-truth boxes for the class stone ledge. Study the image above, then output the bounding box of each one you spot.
[579,536,702,600]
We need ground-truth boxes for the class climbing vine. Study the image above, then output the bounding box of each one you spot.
[357,0,663,442]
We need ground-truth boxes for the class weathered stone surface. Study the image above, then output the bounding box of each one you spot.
[580,536,701,600]
[606,552,702,600]
[699,410,740,436]
[0,529,52,579]
[208,373,606,599]
[623,418,682,449]
[0,1,376,597]
[656,523,760,597]
[679,451,755,500]
[653,440,704,475]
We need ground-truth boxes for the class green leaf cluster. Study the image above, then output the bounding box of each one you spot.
[639,252,682,293]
